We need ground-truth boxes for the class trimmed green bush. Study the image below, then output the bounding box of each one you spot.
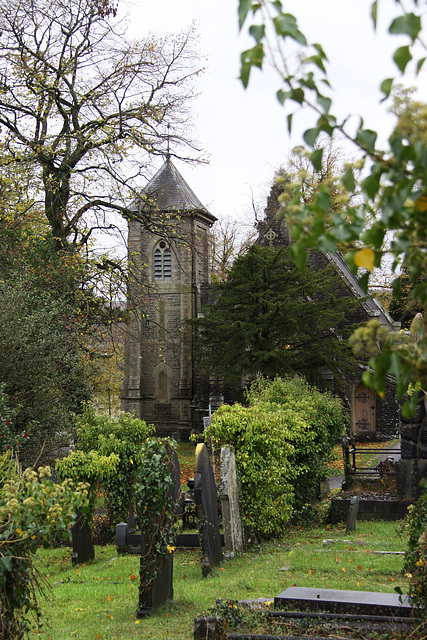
[205,376,344,538]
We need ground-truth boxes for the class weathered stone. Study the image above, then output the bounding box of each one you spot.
[274,586,412,617]
[346,496,360,533]
[219,446,243,557]
[193,616,220,640]
[194,443,223,575]
[397,459,427,500]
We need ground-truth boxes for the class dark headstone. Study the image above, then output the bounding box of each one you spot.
[194,443,223,576]
[346,495,360,533]
[71,511,95,564]
[193,616,220,640]
[274,586,412,617]
[137,446,181,616]
[137,554,173,617]
[116,522,127,547]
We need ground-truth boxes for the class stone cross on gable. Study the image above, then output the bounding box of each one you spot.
[265,228,277,246]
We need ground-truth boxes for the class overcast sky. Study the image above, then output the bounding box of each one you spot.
[120,0,425,229]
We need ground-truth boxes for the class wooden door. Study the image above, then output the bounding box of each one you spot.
[354,382,376,436]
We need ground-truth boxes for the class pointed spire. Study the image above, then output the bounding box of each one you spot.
[139,158,212,215]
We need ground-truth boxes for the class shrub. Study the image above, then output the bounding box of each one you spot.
[205,376,344,538]
[71,406,154,525]
[402,488,427,612]
[0,452,89,639]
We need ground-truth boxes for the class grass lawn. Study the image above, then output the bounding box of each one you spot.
[31,519,409,640]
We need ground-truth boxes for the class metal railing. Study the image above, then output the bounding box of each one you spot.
[342,437,400,479]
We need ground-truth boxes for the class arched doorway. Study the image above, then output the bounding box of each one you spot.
[354,381,377,437]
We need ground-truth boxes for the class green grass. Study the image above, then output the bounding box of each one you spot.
[30,519,409,640]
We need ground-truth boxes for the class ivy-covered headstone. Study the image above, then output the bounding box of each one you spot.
[135,440,181,617]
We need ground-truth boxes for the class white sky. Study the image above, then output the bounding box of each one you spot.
[120,0,426,228]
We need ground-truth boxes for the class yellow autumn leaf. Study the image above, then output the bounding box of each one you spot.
[415,195,427,212]
[354,248,375,271]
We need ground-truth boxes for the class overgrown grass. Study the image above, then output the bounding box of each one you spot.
[30,520,409,640]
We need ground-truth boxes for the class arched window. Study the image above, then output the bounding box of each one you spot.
[154,241,172,280]
[158,370,169,403]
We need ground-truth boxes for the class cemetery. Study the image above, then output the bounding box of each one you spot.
[12,436,422,640]
[3,405,427,639]
[2,0,427,639]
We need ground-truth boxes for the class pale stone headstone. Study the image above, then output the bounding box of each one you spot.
[194,443,223,576]
[219,446,243,557]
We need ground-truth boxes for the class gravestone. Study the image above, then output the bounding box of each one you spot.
[71,511,94,564]
[219,446,243,557]
[194,443,223,576]
[137,446,181,617]
[346,495,360,533]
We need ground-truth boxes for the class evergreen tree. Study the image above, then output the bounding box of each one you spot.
[194,244,358,394]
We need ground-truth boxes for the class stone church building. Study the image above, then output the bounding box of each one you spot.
[122,160,400,441]
[121,158,216,440]
[257,184,400,441]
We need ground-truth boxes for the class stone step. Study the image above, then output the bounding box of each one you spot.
[274,586,412,617]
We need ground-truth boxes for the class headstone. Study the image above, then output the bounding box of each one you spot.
[194,443,223,576]
[193,616,220,640]
[137,446,181,617]
[219,446,243,557]
[346,496,360,533]
[71,511,95,564]
[116,522,128,547]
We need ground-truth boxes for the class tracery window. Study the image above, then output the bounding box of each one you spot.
[154,241,172,280]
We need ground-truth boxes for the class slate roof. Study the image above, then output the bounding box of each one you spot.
[257,212,397,330]
[137,158,215,223]
[324,250,397,328]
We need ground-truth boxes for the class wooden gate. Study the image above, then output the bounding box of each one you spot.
[354,381,376,436]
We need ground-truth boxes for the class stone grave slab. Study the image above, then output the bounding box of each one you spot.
[194,443,223,576]
[274,586,412,617]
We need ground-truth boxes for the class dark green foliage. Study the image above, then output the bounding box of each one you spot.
[389,267,424,329]
[194,244,357,396]
[73,406,154,525]
[205,376,344,538]
[0,273,90,466]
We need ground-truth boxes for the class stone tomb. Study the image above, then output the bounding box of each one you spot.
[194,443,223,576]
[274,586,412,617]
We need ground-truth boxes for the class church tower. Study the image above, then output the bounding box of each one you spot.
[121,158,216,440]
